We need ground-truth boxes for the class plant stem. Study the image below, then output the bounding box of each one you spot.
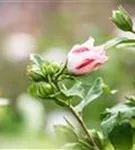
[55,61,67,79]
[69,105,100,150]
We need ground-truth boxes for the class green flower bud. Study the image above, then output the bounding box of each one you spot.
[40,62,48,78]
[51,62,61,72]
[41,62,61,76]
[48,62,61,75]
[28,82,54,99]
[27,65,44,82]
[111,6,133,31]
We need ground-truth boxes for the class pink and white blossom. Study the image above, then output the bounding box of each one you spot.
[67,37,108,75]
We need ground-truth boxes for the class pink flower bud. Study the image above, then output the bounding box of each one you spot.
[67,37,108,75]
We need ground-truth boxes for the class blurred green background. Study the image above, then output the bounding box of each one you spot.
[0,0,135,148]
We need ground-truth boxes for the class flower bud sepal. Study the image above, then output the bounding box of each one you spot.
[28,82,55,99]
[111,6,133,32]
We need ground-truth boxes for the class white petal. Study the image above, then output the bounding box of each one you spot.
[81,36,95,49]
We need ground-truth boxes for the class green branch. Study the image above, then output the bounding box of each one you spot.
[69,105,100,150]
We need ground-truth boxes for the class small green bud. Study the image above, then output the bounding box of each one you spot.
[28,82,54,99]
[40,62,48,78]
[27,65,44,82]
[48,62,61,75]
[51,62,61,72]
[111,6,133,31]
[47,65,55,75]
[41,62,61,76]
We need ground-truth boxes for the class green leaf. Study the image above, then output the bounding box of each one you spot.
[101,98,135,136]
[101,101,134,150]
[103,84,117,95]
[125,95,135,106]
[78,139,93,150]
[60,139,93,150]
[108,122,133,150]
[103,139,115,150]
[54,125,78,143]
[30,54,44,66]
[75,77,105,113]
[61,81,85,99]
[55,125,94,150]
[60,143,82,150]
[88,129,105,149]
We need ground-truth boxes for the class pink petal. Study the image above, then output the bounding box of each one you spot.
[92,62,102,70]
[76,58,95,70]
[72,47,89,54]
